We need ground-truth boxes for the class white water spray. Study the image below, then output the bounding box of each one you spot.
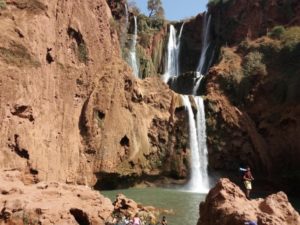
[129,16,139,77]
[181,95,209,193]
[195,96,209,191]
[163,23,184,83]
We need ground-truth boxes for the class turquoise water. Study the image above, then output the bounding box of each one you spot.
[101,188,206,225]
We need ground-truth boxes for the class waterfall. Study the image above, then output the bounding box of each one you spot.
[196,12,212,74]
[181,95,209,193]
[162,23,184,83]
[194,13,213,94]
[161,20,211,193]
[129,16,139,77]
[195,96,209,191]
[124,4,129,28]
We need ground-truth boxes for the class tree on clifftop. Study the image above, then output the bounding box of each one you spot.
[147,0,165,19]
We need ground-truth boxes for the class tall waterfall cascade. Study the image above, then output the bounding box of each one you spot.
[162,16,213,192]
[194,96,209,191]
[128,16,139,78]
[163,24,185,83]
[181,95,209,193]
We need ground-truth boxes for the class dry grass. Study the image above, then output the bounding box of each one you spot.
[0,43,40,67]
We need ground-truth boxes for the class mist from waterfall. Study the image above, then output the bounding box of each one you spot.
[163,23,185,83]
[129,16,139,77]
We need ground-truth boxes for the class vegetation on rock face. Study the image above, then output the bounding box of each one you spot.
[0,0,6,9]
[0,43,40,67]
[212,26,300,106]
[242,51,267,77]
[207,0,232,7]
[269,26,286,39]
[205,24,300,189]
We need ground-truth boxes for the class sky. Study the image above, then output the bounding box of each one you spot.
[132,0,208,21]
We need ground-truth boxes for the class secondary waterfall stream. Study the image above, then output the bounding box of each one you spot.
[163,24,184,83]
[128,16,139,77]
[194,12,213,94]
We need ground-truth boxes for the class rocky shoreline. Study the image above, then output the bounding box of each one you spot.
[0,170,163,225]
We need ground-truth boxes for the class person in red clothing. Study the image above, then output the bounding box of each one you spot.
[243,166,254,199]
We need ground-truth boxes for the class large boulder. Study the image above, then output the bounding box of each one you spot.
[0,170,113,225]
[197,178,300,225]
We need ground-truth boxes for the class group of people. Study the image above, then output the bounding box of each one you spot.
[114,214,167,225]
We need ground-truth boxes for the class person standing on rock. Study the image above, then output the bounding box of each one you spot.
[243,166,254,199]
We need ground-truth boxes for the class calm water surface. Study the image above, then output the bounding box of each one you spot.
[102,188,300,225]
[102,188,206,225]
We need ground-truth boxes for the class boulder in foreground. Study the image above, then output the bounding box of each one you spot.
[198,178,300,225]
[0,170,113,224]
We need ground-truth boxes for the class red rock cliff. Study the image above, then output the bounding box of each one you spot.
[0,0,189,188]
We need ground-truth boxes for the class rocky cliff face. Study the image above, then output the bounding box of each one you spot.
[209,0,300,44]
[203,0,300,194]
[0,0,189,188]
[198,178,300,225]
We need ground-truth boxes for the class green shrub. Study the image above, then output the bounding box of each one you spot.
[269,26,286,39]
[137,14,164,32]
[78,43,88,64]
[139,32,152,48]
[208,0,232,7]
[0,0,6,9]
[242,51,267,77]
[281,26,300,50]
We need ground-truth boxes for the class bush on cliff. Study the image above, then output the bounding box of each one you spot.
[269,26,286,39]
[242,51,267,77]
[208,0,232,7]
[0,0,6,9]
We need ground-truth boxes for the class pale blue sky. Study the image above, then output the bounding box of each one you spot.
[132,0,208,21]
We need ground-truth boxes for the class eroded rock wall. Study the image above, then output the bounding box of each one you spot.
[203,0,300,193]
[0,0,120,185]
[0,0,189,188]
[209,0,300,44]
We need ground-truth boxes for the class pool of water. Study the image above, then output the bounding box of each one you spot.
[101,188,206,225]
